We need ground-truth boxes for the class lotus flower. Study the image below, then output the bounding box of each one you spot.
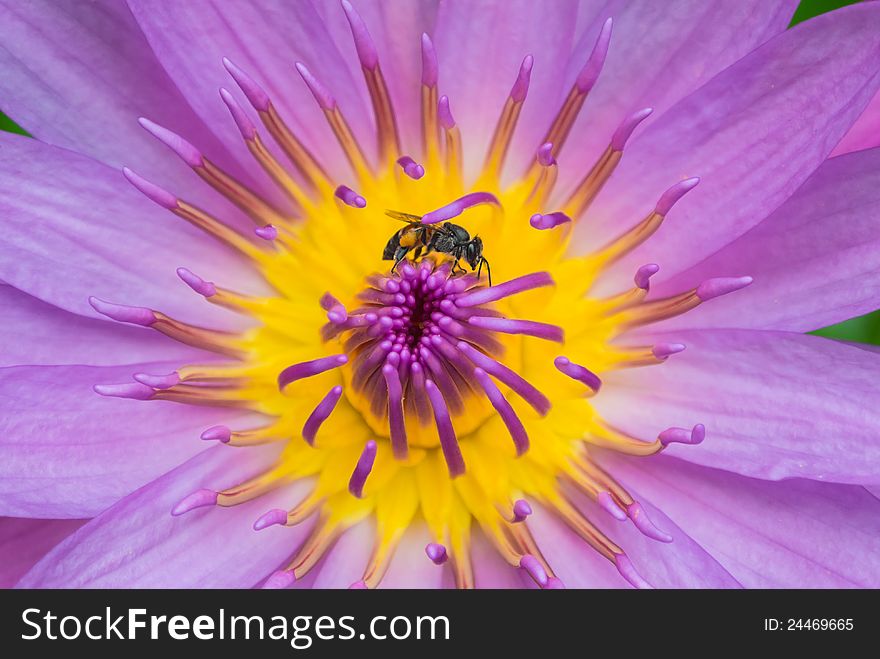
[2,0,880,589]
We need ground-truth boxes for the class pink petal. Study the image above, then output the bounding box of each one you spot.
[18,445,309,588]
[650,147,880,332]
[596,329,880,484]
[0,517,85,588]
[0,362,256,518]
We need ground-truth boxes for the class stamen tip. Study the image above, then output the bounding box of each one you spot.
[171,488,218,516]
[438,95,456,129]
[627,502,673,543]
[576,16,613,92]
[655,177,700,216]
[597,491,628,521]
[425,543,448,565]
[133,371,180,389]
[537,142,556,167]
[696,275,753,301]
[614,553,653,589]
[295,62,336,110]
[335,184,367,208]
[93,382,155,400]
[122,167,178,210]
[611,107,653,151]
[255,224,278,241]
[201,425,232,443]
[88,296,156,326]
[420,33,438,87]
[253,508,289,531]
[510,54,534,102]
[634,263,660,290]
[545,577,566,589]
[652,342,686,360]
[520,554,549,588]
[222,57,271,111]
[138,117,203,167]
[176,267,217,297]
[263,569,296,589]
[512,499,532,523]
[219,87,257,140]
[341,0,378,70]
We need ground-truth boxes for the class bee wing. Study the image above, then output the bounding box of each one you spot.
[384,209,425,224]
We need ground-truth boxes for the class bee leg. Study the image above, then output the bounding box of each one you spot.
[391,246,411,274]
[478,258,492,286]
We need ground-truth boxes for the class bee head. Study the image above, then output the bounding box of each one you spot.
[465,236,484,269]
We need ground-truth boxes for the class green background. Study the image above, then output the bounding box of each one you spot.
[1,0,876,345]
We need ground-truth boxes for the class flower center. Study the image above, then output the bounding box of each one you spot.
[88,4,753,589]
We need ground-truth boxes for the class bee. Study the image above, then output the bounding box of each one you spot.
[382,210,492,286]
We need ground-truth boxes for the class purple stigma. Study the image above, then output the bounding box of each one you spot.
[342,0,379,70]
[576,17,612,93]
[302,385,344,446]
[659,423,706,447]
[509,55,534,103]
[349,440,377,498]
[520,555,549,588]
[93,382,154,400]
[634,263,660,291]
[610,107,653,151]
[654,177,700,216]
[425,543,448,565]
[223,57,270,111]
[263,569,296,589]
[422,192,500,225]
[253,508,289,531]
[614,553,653,589]
[382,365,409,458]
[133,371,180,389]
[201,425,232,443]
[512,499,533,523]
[122,167,178,210]
[220,87,256,140]
[597,491,628,521]
[530,212,571,230]
[396,156,425,180]
[278,354,348,390]
[652,343,686,360]
[455,271,553,307]
[537,142,556,167]
[138,117,204,167]
[627,502,673,543]
[473,367,530,455]
[426,379,466,477]
[255,224,278,241]
[335,184,367,208]
[696,276,753,301]
[177,267,216,297]
[438,95,456,130]
[457,341,551,415]
[467,315,563,343]
[89,296,156,326]
[554,356,602,393]
[295,62,336,110]
[421,33,438,87]
[171,489,218,516]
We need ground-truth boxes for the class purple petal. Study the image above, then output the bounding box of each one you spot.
[0,517,85,588]
[0,362,256,518]
[596,329,880,484]
[598,453,880,588]
[18,445,310,588]
[431,0,580,180]
[651,147,880,332]
[310,520,374,589]
[527,498,740,589]
[127,0,375,179]
[833,88,880,156]
[558,0,796,192]
[0,285,205,366]
[586,4,880,285]
[0,0,255,211]
[0,134,264,329]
